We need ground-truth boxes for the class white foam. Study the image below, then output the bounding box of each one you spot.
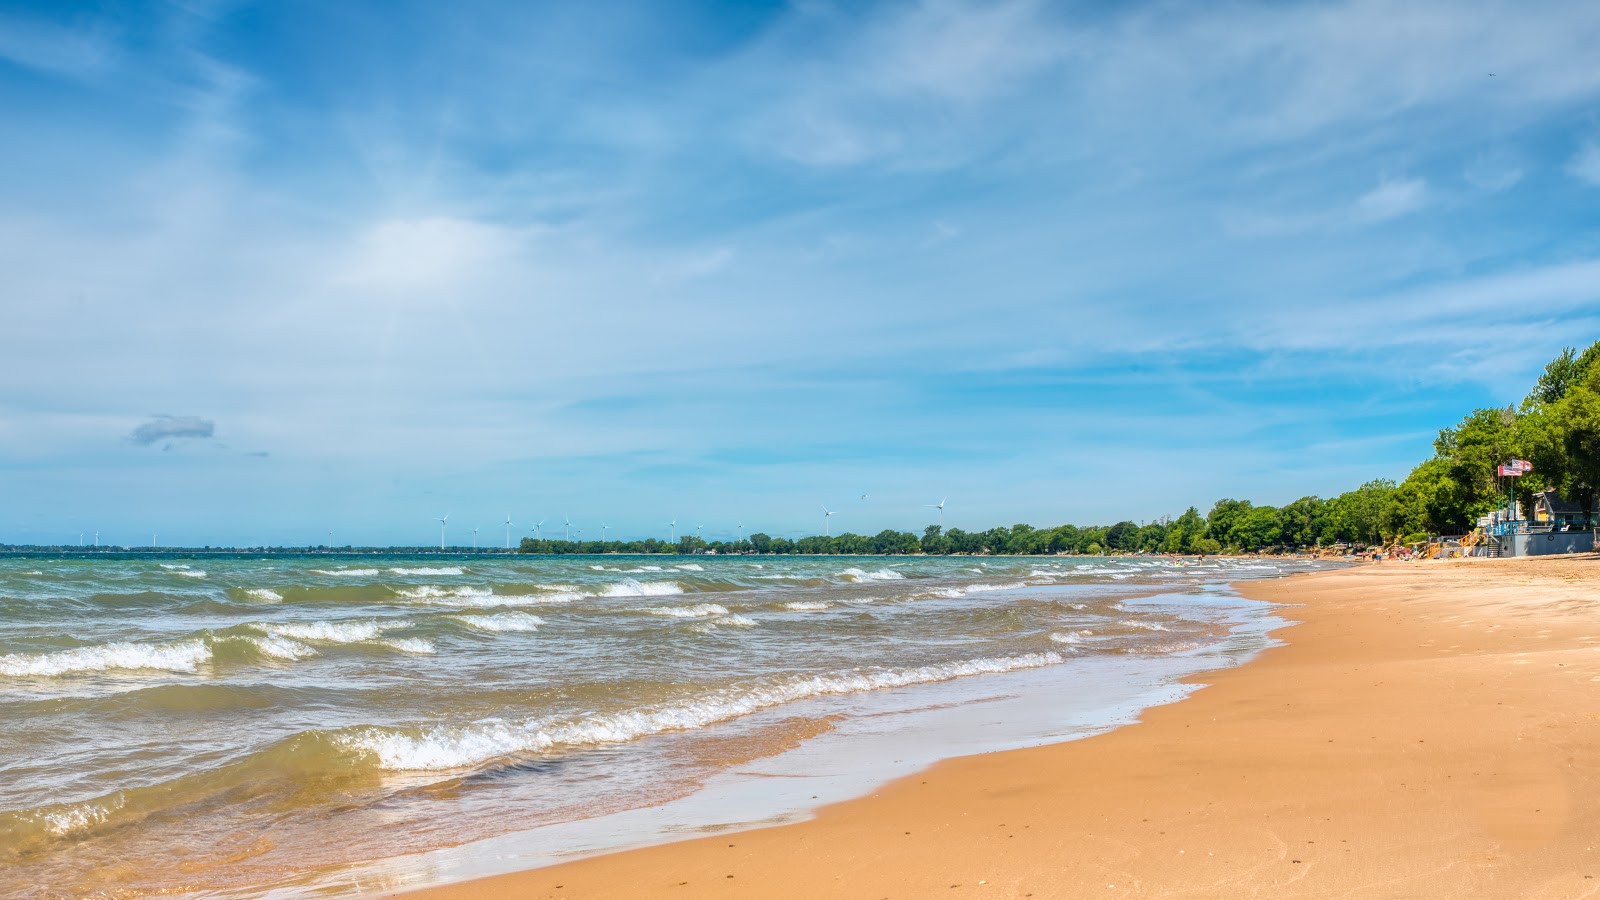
[0,639,212,677]
[254,619,413,644]
[783,601,830,611]
[964,581,1029,594]
[1050,630,1094,644]
[602,580,685,598]
[337,652,1064,772]
[393,585,573,607]
[711,614,757,627]
[1119,620,1169,632]
[839,567,904,583]
[394,585,493,600]
[450,612,544,633]
[171,569,208,578]
[674,563,705,571]
[242,588,284,602]
[638,603,729,618]
[627,565,665,573]
[238,635,318,660]
[381,637,436,654]
[311,568,381,577]
[389,566,465,576]
[37,795,125,836]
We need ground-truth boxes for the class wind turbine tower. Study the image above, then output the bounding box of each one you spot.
[821,504,836,537]
[533,519,545,541]
[504,513,514,549]
[436,514,450,550]
[563,515,572,542]
[926,498,947,529]
[668,518,677,542]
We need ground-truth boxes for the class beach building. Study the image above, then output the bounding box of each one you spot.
[1479,489,1598,557]
[1531,489,1596,529]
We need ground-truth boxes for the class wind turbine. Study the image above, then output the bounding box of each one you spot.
[94,530,99,548]
[563,514,572,542]
[79,532,84,547]
[471,527,479,550]
[533,519,546,541]
[695,524,705,543]
[436,514,449,550]
[926,498,946,529]
[737,522,744,543]
[821,503,836,537]
[152,532,157,548]
[601,523,610,541]
[504,513,514,549]
[668,518,677,542]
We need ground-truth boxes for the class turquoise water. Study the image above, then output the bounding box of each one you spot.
[0,552,1328,898]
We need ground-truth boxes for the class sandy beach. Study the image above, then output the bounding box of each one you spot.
[397,556,1600,899]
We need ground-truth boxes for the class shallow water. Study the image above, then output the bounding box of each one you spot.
[0,552,1330,898]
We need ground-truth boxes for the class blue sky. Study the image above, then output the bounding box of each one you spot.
[3,0,1599,547]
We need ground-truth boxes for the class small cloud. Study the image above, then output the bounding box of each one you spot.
[130,415,215,446]
[1352,177,1428,224]
[674,246,735,279]
[1569,140,1600,186]
[1463,153,1523,193]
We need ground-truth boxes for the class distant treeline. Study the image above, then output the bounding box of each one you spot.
[520,341,1600,557]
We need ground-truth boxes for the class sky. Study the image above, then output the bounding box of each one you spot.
[2,0,1599,547]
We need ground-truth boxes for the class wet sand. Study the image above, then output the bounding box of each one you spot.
[396,556,1600,899]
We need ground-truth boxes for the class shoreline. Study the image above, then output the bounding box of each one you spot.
[392,555,1600,899]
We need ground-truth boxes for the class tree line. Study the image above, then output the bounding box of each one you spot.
[519,341,1599,556]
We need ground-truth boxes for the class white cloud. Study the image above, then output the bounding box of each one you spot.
[0,13,114,79]
[1569,140,1600,186]
[1462,152,1523,192]
[1352,177,1428,223]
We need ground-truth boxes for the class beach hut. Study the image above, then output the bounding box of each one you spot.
[1531,490,1595,529]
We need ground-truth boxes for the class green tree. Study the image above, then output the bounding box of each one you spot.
[1105,521,1139,552]
[1205,500,1251,544]
[1229,505,1282,551]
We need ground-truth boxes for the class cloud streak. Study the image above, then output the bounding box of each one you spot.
[130,415,215,446]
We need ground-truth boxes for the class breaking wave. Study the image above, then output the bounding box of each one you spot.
[839,567,905,582]
[449,612,544,633]
[0,639,212,677]
[637,603,728,618]
[602,580,685,598]
[333,651,1064,772]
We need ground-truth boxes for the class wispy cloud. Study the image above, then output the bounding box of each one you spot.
[1569,139,1600,185]
[0,13,115,80]
[1352,177,1429,223]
